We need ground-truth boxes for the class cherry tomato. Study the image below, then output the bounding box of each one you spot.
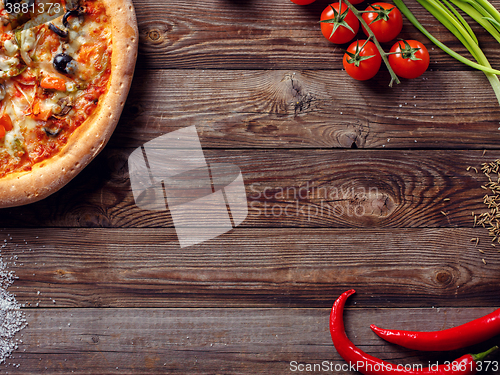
[343,39,382,81]
[388,40,430,79]
[361,2,403,43]
[290,0,316,4]
[320,2,359,44]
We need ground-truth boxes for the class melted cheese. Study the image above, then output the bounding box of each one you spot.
[4,39,18,56]
[20,29,36,52]
[0,0,112,173]
[0,56,18,71]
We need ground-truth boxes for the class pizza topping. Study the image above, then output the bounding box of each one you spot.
[48,22,67,38]
[19,28,35,53]
[4,38,18,56]
[0,55,18,71]
[0,0,112,177]
[43,126,60,137]
[0,113,13,132]
[0,113,13,138]
[4,130,24,158]
[63,8,82,28]
[16,28,36,65]
[53,95,73,116]
[53,52,74,74]
[40,74,66,90]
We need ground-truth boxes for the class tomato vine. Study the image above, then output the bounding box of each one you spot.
[342,0,402,86]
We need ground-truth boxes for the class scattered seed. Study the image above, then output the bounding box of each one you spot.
[482,258,487,265]
[472,158,500,260]
[444,198,450,201]
[441,211,447,216]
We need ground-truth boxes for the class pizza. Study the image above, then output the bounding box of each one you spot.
[0,0,137,208]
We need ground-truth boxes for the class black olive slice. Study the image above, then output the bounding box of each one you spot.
[63,9,82,29]
[43,127,61,137]
[48,23,68,38]
[53,53,75,75]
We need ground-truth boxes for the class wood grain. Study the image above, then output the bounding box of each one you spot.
[113,69,500,149]
[4,307,500,374]
[3,0,500,372]
[2,227,499,308]
[0,149,497,229]
[134,0,500,71]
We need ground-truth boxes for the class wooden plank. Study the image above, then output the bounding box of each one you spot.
[5,307,500,374]
[1,227,499,308]
[112,69,500,149]
[134,0,500,71]
[0,149,497,228]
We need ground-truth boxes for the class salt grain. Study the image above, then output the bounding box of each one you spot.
[0,238,27,365]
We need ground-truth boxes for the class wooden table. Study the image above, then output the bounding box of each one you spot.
[1,0,500,373]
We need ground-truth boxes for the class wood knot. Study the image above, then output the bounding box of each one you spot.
[337,132,360,148]
[335,122,370,148]
[147,29,162,41]
[125,103,144,117]
[319,183,396,225]
[262,72,316,116]
[436,270,453,285]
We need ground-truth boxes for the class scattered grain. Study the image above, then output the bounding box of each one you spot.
[472,158,500,263]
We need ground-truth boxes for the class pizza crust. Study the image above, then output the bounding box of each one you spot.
[0,0,138,208]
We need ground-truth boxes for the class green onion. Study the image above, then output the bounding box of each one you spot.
[449,0,500,43]
[393,0,500,105]
[442,0,479,44]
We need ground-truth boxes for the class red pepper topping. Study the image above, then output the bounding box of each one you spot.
[330,289,498,375]
[370,307,500,351]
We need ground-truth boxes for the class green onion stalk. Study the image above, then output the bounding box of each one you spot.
[392,0,500,106]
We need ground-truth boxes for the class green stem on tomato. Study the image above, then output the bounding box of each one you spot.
[342,0,401,86]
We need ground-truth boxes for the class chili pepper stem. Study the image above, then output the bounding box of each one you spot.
[471,345,499,361]
[342,0,401,86]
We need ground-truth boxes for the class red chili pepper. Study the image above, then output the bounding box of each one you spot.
[330,289,498,375]
[370,307,500,351]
